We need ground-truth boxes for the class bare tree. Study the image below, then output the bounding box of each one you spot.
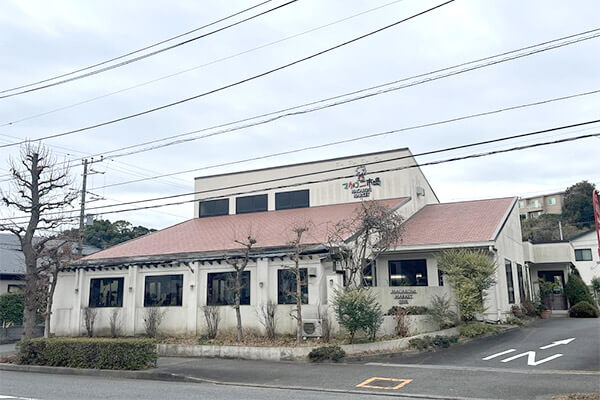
[256,300,277,340]
[202,304,220,339]
[82,307,97,337]
[39,236,77,338]
[224,235,256,342]
[326,201,404,288]
[109,308,122,338]
[287,224,310,344]
[0,145,77,338]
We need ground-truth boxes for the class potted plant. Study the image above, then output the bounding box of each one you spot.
[537,279,560,319]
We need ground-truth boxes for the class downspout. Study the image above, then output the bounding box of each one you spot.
[489,245,502,321]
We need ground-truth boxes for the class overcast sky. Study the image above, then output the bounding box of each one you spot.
[1,0,598,230]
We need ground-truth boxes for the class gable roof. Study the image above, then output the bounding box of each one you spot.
[84,198,407,262]
[397,197,517,247]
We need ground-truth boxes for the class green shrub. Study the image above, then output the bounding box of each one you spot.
[520,300,538,317]
[332,288,383,343]
[458,322,499,338]
[0,292,24,327]
[565,273,595,307]
[409,335,458,351]
[568,301,599,318]
[427,294,457,329]
[505,316,524,326]
[510,305,525,318]
[18,338,157,370]
[385,306,429,316]
[308,345,345,362]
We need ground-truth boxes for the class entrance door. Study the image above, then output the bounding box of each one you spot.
[537,270,568,310]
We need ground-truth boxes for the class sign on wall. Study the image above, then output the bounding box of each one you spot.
[391,288,417,305]
[342,165,382,198]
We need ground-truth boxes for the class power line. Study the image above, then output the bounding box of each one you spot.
[0,0,455,148]
[3,120,597,221]
[87,89,600,190]
[11,131,600,223]
[26,26,600,165]
[0,0,405,128]
[0,0,290,98]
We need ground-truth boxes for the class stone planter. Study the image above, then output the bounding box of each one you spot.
[540,309,551,319]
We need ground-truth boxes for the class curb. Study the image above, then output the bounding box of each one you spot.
[0,362,496,400]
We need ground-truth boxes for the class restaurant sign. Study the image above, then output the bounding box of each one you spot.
[342,165,381,198]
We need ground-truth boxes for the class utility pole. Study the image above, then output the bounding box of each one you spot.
[78,159,88,257]
[558,220,563,241]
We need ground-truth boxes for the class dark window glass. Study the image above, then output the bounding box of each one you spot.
[574,248,593,261]
[7,284,25,293]
[438,269,444,287]
[90,277,124,308]
[144,275,183,307]
[388,260,428,286]
[275,190,309,210]
[236,194,267,214]
[207,271,250,305]
[200,199,229,217]
[505,260,515,304]
[362,260,376,287]
[278,269,308,304]
[517,264,526,301]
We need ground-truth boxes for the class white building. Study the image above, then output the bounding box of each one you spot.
[570,230,600,285]
[51,148,527,337]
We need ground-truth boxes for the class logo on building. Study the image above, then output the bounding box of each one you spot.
[342,165,381,198]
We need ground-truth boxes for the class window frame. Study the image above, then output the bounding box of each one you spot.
[516,264,526,301]
[236,194,268,214]
[143,274,183,307]
[277,268,308,305]
[89,277,124,308]
[199,198,229,217]
[362,260,377,287]
[207,271,251,306]
[275,190,309,210]
[388,259,428,287]
[574,248,593,261]
[505,259,515,304]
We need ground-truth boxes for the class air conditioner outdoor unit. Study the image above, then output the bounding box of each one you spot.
[302,319,323,337]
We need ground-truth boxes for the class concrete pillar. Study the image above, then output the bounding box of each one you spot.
[256,258,270,305]
[126,265,138,335]
[186,263,199,335]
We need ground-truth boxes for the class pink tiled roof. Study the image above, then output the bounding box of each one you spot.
[398,197,516,247]
[84,198,406,261]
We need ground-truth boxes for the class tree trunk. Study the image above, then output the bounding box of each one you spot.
[44,268,59,338]
[295,265,303,344]
[235,270,243,342]
[23,251,38,339]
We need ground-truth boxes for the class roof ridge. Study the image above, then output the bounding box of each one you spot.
[425,196,515,206]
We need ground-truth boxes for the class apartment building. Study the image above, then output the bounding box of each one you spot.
[518,191,564,220]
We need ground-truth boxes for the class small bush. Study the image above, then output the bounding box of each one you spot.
[144,307,164,338]
[520,300,538,317]
[427,294,457,329]
[565,274,595,307]
[569,301,599,318]
[0,292,24,327]
[392,306,410,337]
[510,305,525,318]
[18,338,157,370]
[332,288,383,343]
[386,306,429,316]
[409,335,458,351]
[82,307,97,337]
[203,304,221,340]
[109,309,122,338]
[506,316,524,326]
[308,345,345,362]
[459,322,499,338]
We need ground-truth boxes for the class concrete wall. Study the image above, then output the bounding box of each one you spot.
[193,148,439,217]
[571,231,600,284]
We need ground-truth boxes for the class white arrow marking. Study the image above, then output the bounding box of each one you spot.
[539,338,575,349]
[501,351,563,366]
[482,349,516,360]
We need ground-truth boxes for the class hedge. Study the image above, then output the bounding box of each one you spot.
[569,301,599,318]
[0,292,24,326]
[565,273,595,307]
[18,338,157,370]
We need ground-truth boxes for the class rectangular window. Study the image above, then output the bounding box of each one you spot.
[438,269,444,286]
[278,269,308,304]
[574,248,593,261]
[518,200,525,208]
[362,260,376,287]
[388,260,428,286]
[207,271,250,305]
[275,190,309,210]
[529,199,540,208]
[505,260,515,304]
[236,194,267,214]
[517,264,526,301]
[546,197,556,205]
[89,277,124,308]
[7,284,25,293]
[144,275,183,307]
[199,199,229,217]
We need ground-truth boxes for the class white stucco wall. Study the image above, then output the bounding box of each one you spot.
[571,231,600,284]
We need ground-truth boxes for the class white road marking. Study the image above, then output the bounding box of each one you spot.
[539,338,575,350]
[501,351,563,366]
[482,349,516,360]
[0,395,40,400]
